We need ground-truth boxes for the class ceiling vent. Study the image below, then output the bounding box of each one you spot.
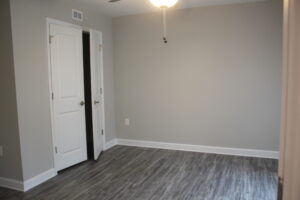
[72,9,83,22]
[109,0,121,2]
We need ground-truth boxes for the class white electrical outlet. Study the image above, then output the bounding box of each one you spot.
[0,145,3,157]
[125,118,130,126]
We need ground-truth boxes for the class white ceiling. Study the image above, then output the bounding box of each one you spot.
[85,0,267,17]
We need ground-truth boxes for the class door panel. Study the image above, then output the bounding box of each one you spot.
[57,35,79,98]
[90,30,104,160]
[50,23,87,171]
[60,112,81,153]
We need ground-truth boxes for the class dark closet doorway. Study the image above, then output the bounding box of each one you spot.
[82,31,94,160]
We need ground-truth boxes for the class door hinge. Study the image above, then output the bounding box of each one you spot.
[100,88,103,94]
[52,92,54,100]
[49,35,54,44]
[55,146,58,154]
[99,44,102,52]
[101,129,104,135]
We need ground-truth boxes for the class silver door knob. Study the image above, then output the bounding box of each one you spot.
[80,101,85,106]
[94,100,100,104]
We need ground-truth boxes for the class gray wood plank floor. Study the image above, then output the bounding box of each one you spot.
[0,145,278,200]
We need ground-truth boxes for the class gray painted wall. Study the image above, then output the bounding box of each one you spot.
[0,0,23,181]
[113,0,282,151]
[9,0,116,181]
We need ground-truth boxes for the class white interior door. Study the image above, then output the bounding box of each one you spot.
[90,30,104,160]
[50,23,87,171]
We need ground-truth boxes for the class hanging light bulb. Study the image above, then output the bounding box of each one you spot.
[149,0,178,43]
[149,0,178,8]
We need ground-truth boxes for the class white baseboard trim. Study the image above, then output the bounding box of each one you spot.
[0,169,56,192]
[0,177,24,191]
[117,139,279,159]
[104,139,118,151]
[23,168,57,192]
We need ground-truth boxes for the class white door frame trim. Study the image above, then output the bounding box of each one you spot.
[46,18,106,172]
